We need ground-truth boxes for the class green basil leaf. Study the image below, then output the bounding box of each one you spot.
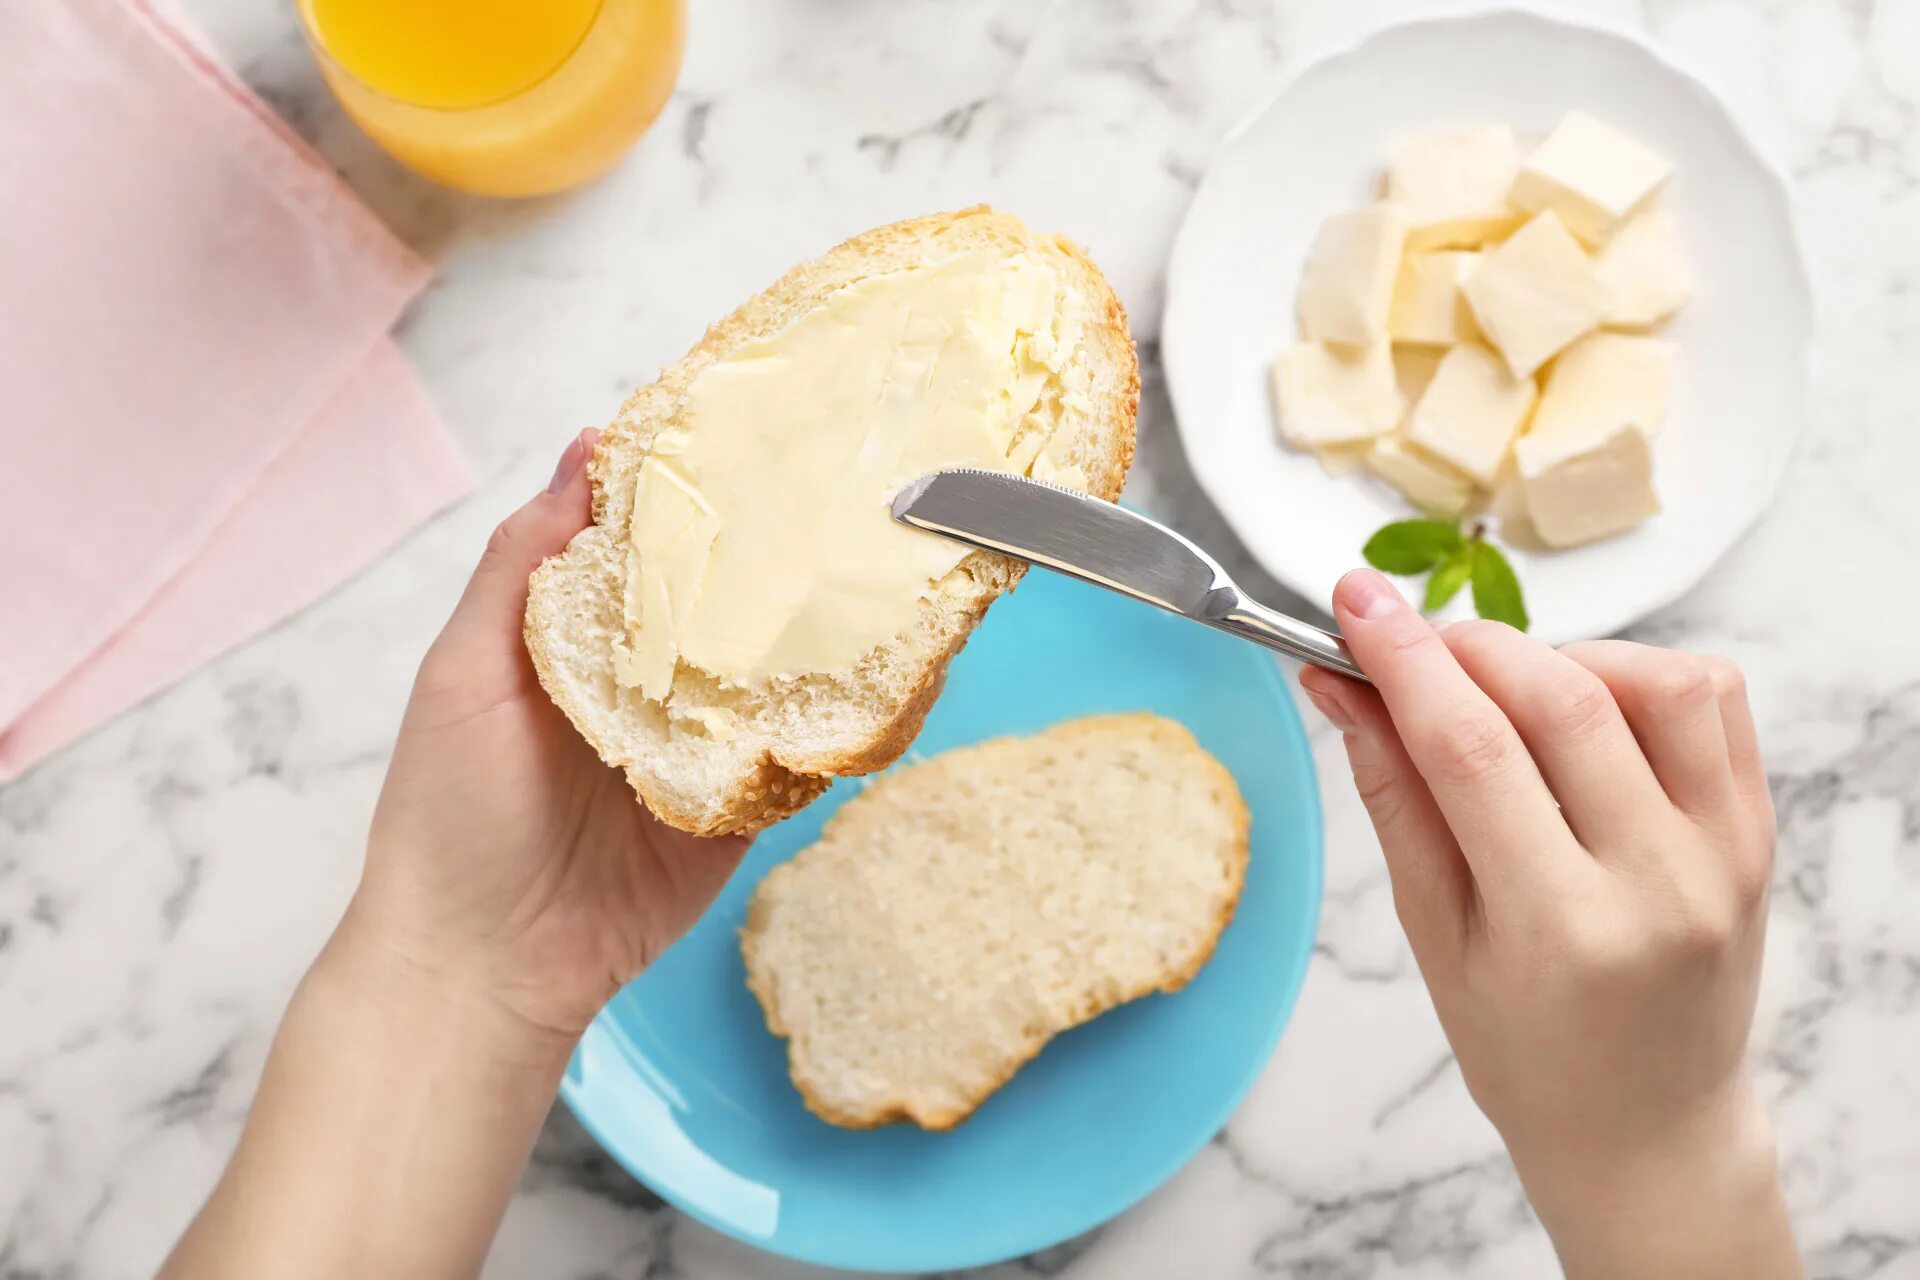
[1470,541,1530,631]
[1362,519,1463,575]
[1424,549,1473,612]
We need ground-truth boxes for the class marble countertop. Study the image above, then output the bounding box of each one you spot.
[5,1,1918,1276]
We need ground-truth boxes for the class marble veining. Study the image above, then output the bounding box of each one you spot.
[3,1,1917,1277]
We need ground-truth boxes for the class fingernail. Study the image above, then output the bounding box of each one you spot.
[1302,685,1357,732]
[1338,569,1407,621]
[547,433,588,494]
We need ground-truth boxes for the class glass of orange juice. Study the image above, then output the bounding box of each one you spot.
[297,0,685,197]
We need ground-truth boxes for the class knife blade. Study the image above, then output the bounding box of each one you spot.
[892,468,1367,681]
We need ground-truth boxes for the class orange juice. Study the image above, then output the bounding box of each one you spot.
[299,0,685,197]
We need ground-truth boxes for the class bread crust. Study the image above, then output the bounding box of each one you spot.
[740,713,1251,1131]
[524,208,1139,836]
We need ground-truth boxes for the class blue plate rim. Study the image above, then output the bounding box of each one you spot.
[559,608,1325,1274]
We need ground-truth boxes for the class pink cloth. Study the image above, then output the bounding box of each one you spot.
[0,0,472,780]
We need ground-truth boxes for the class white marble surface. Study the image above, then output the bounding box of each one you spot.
[4,0,1918,1276]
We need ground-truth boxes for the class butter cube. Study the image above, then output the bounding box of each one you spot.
[1512,112,1673,245]
[1366,435,1477,516]
[1297,205,1409,346]
[1406,342,1537,485]
[1516,425,1660,548]
[1271,342,1404,446]
[1392,345,1445,403]
[1532,332,1674,443]
[1461,211,1609,379]
[1487,450,1529,526]
[1386,126,1523,249]
[1389,251,1482,346]
[1594,208,1693,329]
[1309,441,1371,476]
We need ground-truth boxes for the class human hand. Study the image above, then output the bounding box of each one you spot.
[1299,569,1795,1279]
[163,432,748,1280]
[353,429,748,1043]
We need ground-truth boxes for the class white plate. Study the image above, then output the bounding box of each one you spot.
[1161,8,1812,645]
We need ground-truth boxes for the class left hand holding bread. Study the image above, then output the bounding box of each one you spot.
[162,433,747,1280]
[358,428,748,1041]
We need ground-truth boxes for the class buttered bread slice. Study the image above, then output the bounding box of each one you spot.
[525,210,1139,835]
[741,714,1250,1130]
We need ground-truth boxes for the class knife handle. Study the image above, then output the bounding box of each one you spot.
[1212,595,1370,684]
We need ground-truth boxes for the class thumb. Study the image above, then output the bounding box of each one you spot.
[435,429,600,680]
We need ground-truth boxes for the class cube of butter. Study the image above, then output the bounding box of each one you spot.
[1512,112,1673,245]
[1515,424,1660,548]
[1310,441,1372,477]
[1386,126,1523,249]
[1389,251,1482,346]
[1461,211,1609,379]
[1392,345,1446,404]
[1594,207,1693,329]
[1366,434,1477,517]
[1297,205,1410,346]
[1532,332,1674,443]
[1406,342,1537,486]
[1270,341,1404,447]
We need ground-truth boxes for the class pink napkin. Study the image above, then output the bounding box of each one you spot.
[0,0,472,780]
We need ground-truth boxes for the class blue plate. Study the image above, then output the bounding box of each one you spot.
[561,570,1324,1273]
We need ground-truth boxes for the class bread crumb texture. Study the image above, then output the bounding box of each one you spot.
[740,713,1249,1130]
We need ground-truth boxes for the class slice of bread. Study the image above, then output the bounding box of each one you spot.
[525,209,1139,836]
[740,713,1250,1130]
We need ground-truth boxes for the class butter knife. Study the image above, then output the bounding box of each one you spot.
[892,468,1368,683]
